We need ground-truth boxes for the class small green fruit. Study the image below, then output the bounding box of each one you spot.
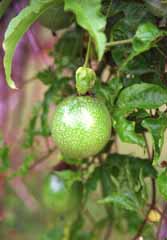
[43,173,81,213]
[39,4,73,32]
[52,96,112,161]
[76,67,96,95]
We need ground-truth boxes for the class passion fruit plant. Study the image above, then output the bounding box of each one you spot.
[2,0,167,239]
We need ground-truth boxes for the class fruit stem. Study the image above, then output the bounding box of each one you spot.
[84,36,91,67]
[106,38,133,49]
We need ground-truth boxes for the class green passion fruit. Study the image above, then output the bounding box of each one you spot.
[39,4,73,32]
[51,96,112,161]
[43,173,82,213]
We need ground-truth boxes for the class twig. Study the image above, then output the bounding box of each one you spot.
[29,146,57,171]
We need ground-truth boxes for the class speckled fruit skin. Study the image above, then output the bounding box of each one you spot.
[43,174,82,213]
[51,96,112,161]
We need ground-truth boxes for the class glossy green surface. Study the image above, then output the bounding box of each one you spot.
[43,174,81,213]
[52,96,112,160]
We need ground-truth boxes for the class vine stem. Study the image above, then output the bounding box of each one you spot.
[106,38,133,48]
[84,36,91,67]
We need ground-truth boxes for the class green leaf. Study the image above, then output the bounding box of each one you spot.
[117,83,167,111]
[98,192,140,211]
[56,170,82,189]
[37,68,55,85]
[110,1,152,43]
[133,22,161,53]
[3,0,62,88]
[0,0,12,19]
[17,154,35,176]
[41,226,64,240]
[41,75,73,106]
[0,132,3,146]
[157,170,167,200]
[113,112,145,146]
[84,167,101,198]
[68,216,95,240]
[144,0,167,18]
[23,102,41,148]
[112,46,156,76]
[142,114,167,164]
[104,154,156,206]
[106,154,157,179]
[94,76,123,109]
[64,0,106,60]
[41,101,50,137]
[100,165,112,197]
[0,145,10,172]
[122,2,151,28]
[113,83,167,146]
[100,164,113,216]
[54,29,83,69]
[75,232,95,240]
[121,22,165,70]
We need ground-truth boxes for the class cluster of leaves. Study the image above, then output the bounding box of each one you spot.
[2,0,167,239]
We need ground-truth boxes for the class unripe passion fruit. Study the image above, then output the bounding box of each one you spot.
[39,4,73,32]
[51,96,112,161]
[43,173,82,213]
